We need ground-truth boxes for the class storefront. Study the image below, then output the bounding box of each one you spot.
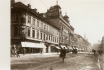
[21,42,46,53]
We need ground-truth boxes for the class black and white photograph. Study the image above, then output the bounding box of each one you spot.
[1,0,104,70]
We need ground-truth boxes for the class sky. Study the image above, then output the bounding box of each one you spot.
[15,0,104,45]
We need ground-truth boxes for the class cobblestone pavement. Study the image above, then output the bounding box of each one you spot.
[11,53,100,70]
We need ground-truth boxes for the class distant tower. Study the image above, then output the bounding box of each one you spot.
[63,12,70,23]
[46,0,62,18]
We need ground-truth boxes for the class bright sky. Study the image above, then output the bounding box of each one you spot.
[15,0,104,45]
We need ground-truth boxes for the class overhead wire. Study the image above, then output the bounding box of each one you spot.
[40,0,48,9]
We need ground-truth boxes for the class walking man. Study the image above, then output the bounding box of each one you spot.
[60,47,66,62]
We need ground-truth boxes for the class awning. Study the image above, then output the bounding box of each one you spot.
[40,44,46,48]
[55,46,61,49]
[21,42,46,48]
[60,45,67,49]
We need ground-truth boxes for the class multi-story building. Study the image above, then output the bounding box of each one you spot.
[11,1,60,54]
[45,3,74,50]
[74,34,91,52]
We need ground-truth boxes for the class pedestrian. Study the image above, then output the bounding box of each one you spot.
[92,49,96,56]
[14,46,17,56]
[17,49,20,58]
[59,47,66,62]
[94,50,96,56]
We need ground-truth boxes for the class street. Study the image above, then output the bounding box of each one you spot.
[11,53,100,70]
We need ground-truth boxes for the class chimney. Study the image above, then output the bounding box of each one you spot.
[27,4,31,8]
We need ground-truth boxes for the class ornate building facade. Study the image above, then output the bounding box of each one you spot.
[45,4,74,50]
[11,2,60,54]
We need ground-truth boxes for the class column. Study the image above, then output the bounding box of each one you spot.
[48,45,51,53]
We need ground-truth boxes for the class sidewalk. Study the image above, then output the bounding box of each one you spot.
[11,52,60,59]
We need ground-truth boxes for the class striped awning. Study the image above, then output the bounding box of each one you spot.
[55,46,61,49]
[21,42,46,48]
[60,45,67,49]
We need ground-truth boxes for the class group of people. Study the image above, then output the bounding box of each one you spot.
[11,45,20,58]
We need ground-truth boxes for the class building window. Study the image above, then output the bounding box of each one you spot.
[28,27,30,37]
[37,20,39,27]
[44,24,45,29]
[37,30,39,39]
[14,26,18,36]
[47,25,48,30]
[44,33,45,40]
[33,18,35,25]
[57,38,58,43]
[28,15,31,23]
[55,37,56,42]
[40,32,42,39]
[53,37,54,42]
[51,35,53,41]
[46,34,48,40]
[11,14,16,22]
[11,14,19,23]
[32,29,35,38]
[41,22,43,28]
